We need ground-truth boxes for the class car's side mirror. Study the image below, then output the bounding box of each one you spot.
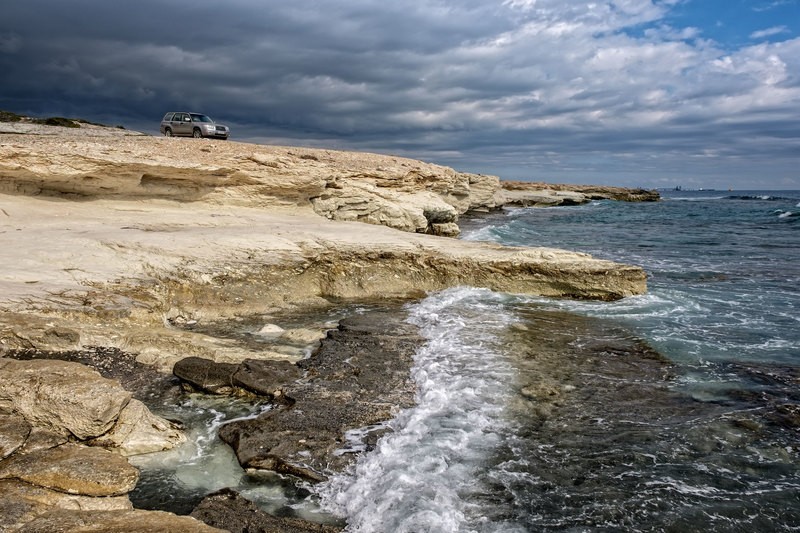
[184,117,191,122]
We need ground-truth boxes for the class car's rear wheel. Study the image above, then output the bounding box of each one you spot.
[192,128,202,138]
[164,128,173,137]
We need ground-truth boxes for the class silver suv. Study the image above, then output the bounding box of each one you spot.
[160,112,230,139]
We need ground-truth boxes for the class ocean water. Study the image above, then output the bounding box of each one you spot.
[317,191,800,532]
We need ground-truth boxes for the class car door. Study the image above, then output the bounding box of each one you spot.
[172,113,191,136]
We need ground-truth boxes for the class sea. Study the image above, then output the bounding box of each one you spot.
[131,190,800,532]
[317,190,800,532]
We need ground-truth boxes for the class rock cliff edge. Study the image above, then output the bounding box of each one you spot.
[0,126,648,367]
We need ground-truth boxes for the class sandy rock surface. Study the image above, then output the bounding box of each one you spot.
[0,128,648,370]
[0,359,131,439]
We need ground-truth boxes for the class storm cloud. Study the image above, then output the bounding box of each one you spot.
[1,0,798,188]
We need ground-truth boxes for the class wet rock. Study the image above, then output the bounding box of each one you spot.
[191,488,342,532]
[219,310,421,481]
[0,358,131,439]
[232,359,303,401]
[172,356,239,395]
[173,356,303,402]
[14,509,225,532]
[0,443,139,497]
[0,413,31,460]
[771,403,800,428]
[0,479,132,531]
[88,398,186,456]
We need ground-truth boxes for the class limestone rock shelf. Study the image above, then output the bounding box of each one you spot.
[0,128,648,366]
[0,124,651,530]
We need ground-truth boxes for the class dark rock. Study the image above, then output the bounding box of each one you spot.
[173,357,240,395]
[220,310,421,481]
[232,359,302,402]
[191,488,342,532]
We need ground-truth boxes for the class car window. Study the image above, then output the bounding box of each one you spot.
[162,113,173,121]
[190,114,212,123]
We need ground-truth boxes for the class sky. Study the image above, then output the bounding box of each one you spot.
[1,0,799,189]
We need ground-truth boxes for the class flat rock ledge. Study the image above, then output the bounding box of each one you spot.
[1,129,648,371]
[496,180,661,207]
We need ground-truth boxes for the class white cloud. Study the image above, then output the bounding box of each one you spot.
[750,26,790,39]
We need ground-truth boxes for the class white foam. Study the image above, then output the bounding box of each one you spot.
[317,288,519,532]
[460,225,500,242]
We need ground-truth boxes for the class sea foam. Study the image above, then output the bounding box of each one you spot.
[317,288,520,533]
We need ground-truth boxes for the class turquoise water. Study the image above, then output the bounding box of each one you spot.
[318,191,800,532]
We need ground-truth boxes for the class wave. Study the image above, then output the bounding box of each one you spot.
[317,288,519,532]
[666,196,727,202]
[727,194,799,202]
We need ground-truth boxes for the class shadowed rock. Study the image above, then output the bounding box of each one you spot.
[191,488,342,532]
[232,359,303,401]
[173,357,239,395]
[173,357,303,402]
[219,310,421,481]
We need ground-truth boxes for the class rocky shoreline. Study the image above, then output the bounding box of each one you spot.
[0,122,656,531]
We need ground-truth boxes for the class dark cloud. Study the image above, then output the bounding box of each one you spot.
[1,0,798,188]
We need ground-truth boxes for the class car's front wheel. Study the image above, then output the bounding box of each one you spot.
[192,128,202,138]
[164,128,173,137]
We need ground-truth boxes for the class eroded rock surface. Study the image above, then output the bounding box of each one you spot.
[497,180,660,206]
[0,130,649,371]
[13,509,225,533]
[191,488,342,533]
[0,359,131,440]
[219,310,420,481]
[0,443,139,497]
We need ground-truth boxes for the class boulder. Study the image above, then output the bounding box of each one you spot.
[172,356,239,395]
[88,399,186,456]
[0,443,139,497]
[191,488,342,532]
[0,359,131,440]
[173,356,303,401]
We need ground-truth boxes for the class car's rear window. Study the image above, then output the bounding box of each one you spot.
[162,113,174,121]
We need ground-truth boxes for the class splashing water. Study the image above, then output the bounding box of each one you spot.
[318,288,522,533]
